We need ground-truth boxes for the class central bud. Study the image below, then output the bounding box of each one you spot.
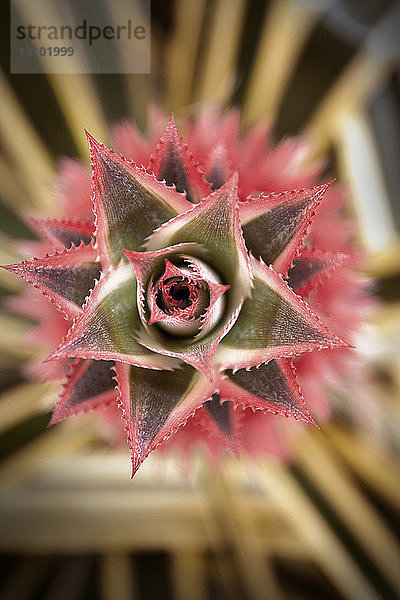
[154,271,209,323]
[147,256,229,338]
[158,275,201,311]
[168,282,191,306]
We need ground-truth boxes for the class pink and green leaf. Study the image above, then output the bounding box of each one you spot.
[146,174,252,294]
[240,182,332,276]
[195,394,244,454]
[31,218,94,249]
[2,243,100,319]
[124,244,229,333]
[86,132,192,268]
[287,248,350,295]
[149,115,210,203]
[204,143,232,191]
[216,256,347,371]
[50,359,117,424]
[139,177,253,376]
[220,359,315,424]
[135,307,239,378]
[123,242,202,324]
[116,362,217,475]
[46,261,180,370]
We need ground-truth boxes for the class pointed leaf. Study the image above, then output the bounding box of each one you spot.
[220,359,314,423]
[216,256,347,371]
[86,132,192,268]
[3,244,101,319]
[196,393,243,454]
[205,143,232,191]
[240,183,332,276]
[116,362,217,475]
[149,115,210,203]
[47,261,180,370]
[50,359,117,424]
[287,248,349,295]
[32,218,94,249]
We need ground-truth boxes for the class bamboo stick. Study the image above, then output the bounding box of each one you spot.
[48,74,109,156]
[335,109,397,254]
[0,312,33,358]
[243,0,329,125]
[12,0,109,157]
[0,70,55,211]
[103,0,154,127]
[193,0,246,105]
[201,461,285,600]
[0,381,56,435]
[258,463,382,600]
[327,427,400,512]
[102,554,136,600]
[171,551,207,600]
[366,240,400,278]
[0,261,25,293]
[164,0,207,112]
[295,430,400,592]
[304,3,400,156]
[0,157,32,210]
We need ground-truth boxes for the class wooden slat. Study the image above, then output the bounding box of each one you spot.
[243,0,330,125]
[258,464,382,600]
[0,488,209,552]
[13,0,109,157]
[0,557,50,600]
[304,3,400,155]
[0,69,55,211]
[171,551,207,600]
[102,554,136,600]
[193,0,247,104]
[0,381,56,435]
[296,430,400,592]
[0,419,96,490]
[335,109,398,253]
[164,0,207,111]
[38,555,92,600]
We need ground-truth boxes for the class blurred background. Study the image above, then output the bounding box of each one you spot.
[0,0,400,598]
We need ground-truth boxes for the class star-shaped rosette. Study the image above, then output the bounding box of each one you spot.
[3,117,350,476]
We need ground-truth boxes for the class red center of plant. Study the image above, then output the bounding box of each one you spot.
[156,275,206,317]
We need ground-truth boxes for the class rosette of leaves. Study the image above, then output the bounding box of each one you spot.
[3,118,348,475]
